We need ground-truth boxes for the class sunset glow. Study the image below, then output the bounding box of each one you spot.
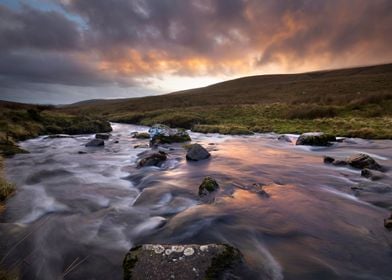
[0,0,391,103]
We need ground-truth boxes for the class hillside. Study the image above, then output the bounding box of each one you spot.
[62,63,392,138]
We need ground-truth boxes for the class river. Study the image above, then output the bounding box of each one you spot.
[1,123,391,279]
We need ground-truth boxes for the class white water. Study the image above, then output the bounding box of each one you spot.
[1,123,392,280]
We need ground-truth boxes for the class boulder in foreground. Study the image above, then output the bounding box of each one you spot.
[296,132,336,146]
[149,124,191,145]
[85,139,104,147]
[123,244,242,280]
[186,144,211,161]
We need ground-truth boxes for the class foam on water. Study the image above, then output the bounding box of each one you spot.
[2,123,392,280]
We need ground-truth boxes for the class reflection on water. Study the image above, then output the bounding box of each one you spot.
[1,123,392,280]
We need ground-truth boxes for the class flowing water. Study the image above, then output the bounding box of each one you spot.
[1,123,391,280]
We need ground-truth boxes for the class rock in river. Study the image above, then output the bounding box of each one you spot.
[186,143,211,161]
[85,139,104,147]
[132,132,150,139]
[296,132,336,146]
[123,244,243,280]
[277,134,292,143]
[137,151,167,168]
[361,168,385,181]
[346,153,382,170]
[149,124,191,145]
[199,176,219,196]
[384,214,392,229]
[95,133,110,140]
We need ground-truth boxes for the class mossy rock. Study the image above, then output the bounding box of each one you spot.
[199,176,219,196]
[150,131,191,145]
[296,132,336,146]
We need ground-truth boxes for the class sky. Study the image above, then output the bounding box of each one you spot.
[0,0,391,104]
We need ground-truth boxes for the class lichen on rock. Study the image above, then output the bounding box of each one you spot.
[123,244,244,280]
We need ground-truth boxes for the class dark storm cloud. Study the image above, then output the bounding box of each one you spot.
[0,0,391,103]
[0,4,81,51]
[63,0,248,56]
[0,51,108,86]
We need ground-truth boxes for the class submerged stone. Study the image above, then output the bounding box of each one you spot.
[384,214,392,229]
[186,143,211,161]
[123,244,243,280]
[199,177,219,196]
[277,134,292,143]
[85,139,104,147]
[132,132,150,139]
[137,151,167,168]
[361,168,385,181]
[296,132,336,146]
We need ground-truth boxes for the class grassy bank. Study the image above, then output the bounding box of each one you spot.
[0,101,112,157]
[0,156,14,211]
[63,63,392,139]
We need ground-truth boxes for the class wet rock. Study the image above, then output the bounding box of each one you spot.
[95,133,110,140]
[199,177,219,196]
[332,160,348,166]
[361,168,385,181]
[384,214,392,229]
[134,144,150,149]
[78,151,87,154]
[346,153,382,170]
[323,156,335,164]
[149,124,191,146]
[123,244,243,280]
[352,182,392,193]
[114,140,119,143]
[323,156,347,166]
[132,132,150,139]
[85,139,104,147]
[137,151,167,168]
[296,132,336,146]
[351,182,392,209]
[277,134,292,143]
[236,183,269,196]
[186,144,211,161]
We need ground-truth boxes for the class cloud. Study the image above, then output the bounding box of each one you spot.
[0,4,81,51]
[0,0,391,103]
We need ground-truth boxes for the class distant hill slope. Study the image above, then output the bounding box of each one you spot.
[65,63,392,114]
[2,63,391,139]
